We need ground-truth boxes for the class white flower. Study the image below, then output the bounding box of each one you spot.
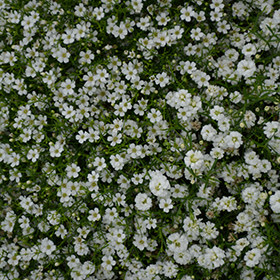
[76,130,89,144]
[171,184,188,198]
[49,142,64,158]
[180,6,194,22]
[96,68,109,82]
[93,6,105,20]
[270,191,280,213]
[66,163,81,178]
[73,23,87,40]
[74,3,86,17]
[18,215,30,229]
[20,128,32,142]
[93,157,107,171]
[210,105,225,121]
[9,10,21,24]
[184,43,195,55]
[210,147,224,159]
[242,186,260,204]
[145,217,157,229]
[56,47,70,63]
[83,71,96,87]
[79,50,95,64]
[88,208,101,222]
[149,170,170,197]
[136,16,151,31]
[110,228,126,243]
[107,132,122,147]
[168,233,189,253]
[17,104,31,119]
[210,0,224,11]
[27,148,40,162]
[7,252,21,266]
[235,237,249,252]
[21,14,36,30]
[155,72,170,87]
[194,10,206,22]
[1,211,16,232]
[219,196,237,211]
[127,143,141,158]
[3,51,17,66]
[133,234,148,250]
[242,43,257,57]
[200,221,219,241]
[183,217,201,241]
[40,238,56,255]
[67,181,80,196]
[61,104,76,119]
[243,110,256,128]
[260,17,277,35]
[263,121,280,138]
[104,207,118,223]
[240,268,255,280]
[183,61,197,74]
[244,150,259,165]
[199,246,225,269]
[210,10,223,22]
[184,150,204,170]
[55,225,68,238]
[110,154,125,170]
[225,49,239,61]
[77,226,90,238]
[201,124,217,141]
[174,250,192,265]
[225,131,243,149]
[156,12,170,26]
[218,117,230,132]
[162,261,178,278]
[191,27,204,40]
[87,170,99,182]
[112,22,128,39]
[244,248,261,267]
[67,255,81,269]
[61,29,75,44]
[159,197,173,213]
[146,264,159,276]
[237,59,256,78]
[42,69,56,85]
[8,152,20,167]
[131,173,144,185]
[135,193,152,211]
[61,78,75,95]
[57,187,71,203]
[147,108,162,123]
[260,159,271,173]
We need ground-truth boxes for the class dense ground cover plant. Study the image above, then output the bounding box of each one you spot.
[0,0,280,279]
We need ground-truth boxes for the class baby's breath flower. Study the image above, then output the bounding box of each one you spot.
[1,1,280,279]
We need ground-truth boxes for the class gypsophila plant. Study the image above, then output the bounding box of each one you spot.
[0,0,280,279]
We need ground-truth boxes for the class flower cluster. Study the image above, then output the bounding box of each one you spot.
[0,0,280,279]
